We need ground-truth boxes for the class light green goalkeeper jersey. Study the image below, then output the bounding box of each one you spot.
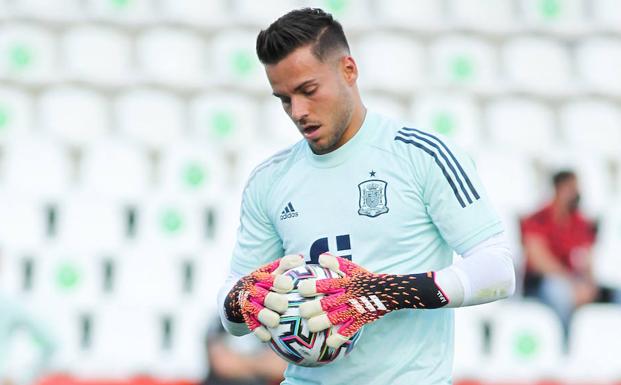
[230,110,503,385]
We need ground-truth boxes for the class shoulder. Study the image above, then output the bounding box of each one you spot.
[243,140,306,194]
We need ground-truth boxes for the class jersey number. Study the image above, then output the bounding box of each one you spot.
[308,234,352,264]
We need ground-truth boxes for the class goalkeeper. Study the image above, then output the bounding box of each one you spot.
[218,7,516,385]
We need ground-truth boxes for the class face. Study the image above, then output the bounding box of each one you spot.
[556,176,580,211]
[265,45,358,154]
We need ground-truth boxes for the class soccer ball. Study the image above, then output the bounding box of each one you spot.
[267,263,363,367]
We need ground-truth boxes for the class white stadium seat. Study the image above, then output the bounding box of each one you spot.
[576,37,621,95]
[486,301,564,381]
[375,0,445,31]
[234,0,301,27]
[502,37,573,95]
[39,87,108,147]
[592,0,621,32]
[520,0,588,35]
[0,200,47,253]
[210,31,268,91]
[3,134,71,201]
[80,138,150,201]
[190,92,258,152]
[410,94,481,151]
[10,0,83,21]
[62,26,131,86]
[137,28,206,88]
[356,33,425,93]
[485,98,555,155]
[363,94,407,121]
[430,36,497,91]
[593,202,621,290]
[566,305,621,381]
[0,24,57,83]
[450,0,518,33]
[453,306,487,380]
[560,100,621,158]
[116,89,184,149]
[0,87,33,143]
[158,0,229,28]
[474,149,538,213]
[84,0,155,25]
[159,141,226,200]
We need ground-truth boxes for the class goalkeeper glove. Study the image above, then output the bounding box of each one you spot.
[298,253,449,348]
[224,254,305,341]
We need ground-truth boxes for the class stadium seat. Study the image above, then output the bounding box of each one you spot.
[576,37,621,95]
[40,87,108,147]
[502,37,573,95]
[0,87,33,143]
[356,33,425,93]
[234,0,301,27]
[0,23,57,83]
[84,0,155,25]
[80,138,150,202]
[593,202,621,290]
[190,92,258,152]
[410,93,481,151]
[485,98,555,155]
[485,301,565,381]
[375,0,445,31]
[363,94,407,121]
[520,0,588,35]
[453,306,487,380]
[450,0,517,33]
[298,0,372,30]
[565,304,621,381]
[158,0,229,28]
[473,149,538,213]
[116,89,184,150]
[62,26,131,86]
[429,36,497,92]
[137,29,206,88]
[259,98,305,149]
[159,141,225,200]
[3,134,71,201]
[560,99,621,158]
[592,0,621,32]
[210,31,268,91]
[9,0,83,21]
[55,194,126,253]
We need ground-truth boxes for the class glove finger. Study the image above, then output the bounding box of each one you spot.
[242,299,280,328]
[319,253,366,276]
[252,272,294,294]
[248,285,288,313]
[308,313,332,333]
[257,307,280,328]
[271,254,305,275]
[299,292,348,318]
[298,277,345,297]
[326,331,351,349]
[253,326,272,342]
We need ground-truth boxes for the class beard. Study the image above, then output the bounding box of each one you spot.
[308,90,354,155]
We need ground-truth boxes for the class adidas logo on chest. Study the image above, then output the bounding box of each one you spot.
[280,202,299,220]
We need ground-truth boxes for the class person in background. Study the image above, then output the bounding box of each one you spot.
[203,317,286,385]
[521,170,601,335]
[0,250,56,385]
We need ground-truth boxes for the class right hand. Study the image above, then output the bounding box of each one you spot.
[224,254,305,341]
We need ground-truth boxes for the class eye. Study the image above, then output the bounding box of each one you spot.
[303,88,317,96]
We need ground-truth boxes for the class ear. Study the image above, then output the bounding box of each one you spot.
[340,55,358,85]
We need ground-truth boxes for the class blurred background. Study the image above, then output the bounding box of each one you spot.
[0,0,620,384]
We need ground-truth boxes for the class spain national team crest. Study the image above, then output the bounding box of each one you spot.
[358,179,389,218]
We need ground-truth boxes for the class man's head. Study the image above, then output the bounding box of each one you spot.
[552,170,580,212]
[256,8,363,154]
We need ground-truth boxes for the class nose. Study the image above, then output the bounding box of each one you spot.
[290,96,309,122]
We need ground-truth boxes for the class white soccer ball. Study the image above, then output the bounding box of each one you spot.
[267,263,363,367]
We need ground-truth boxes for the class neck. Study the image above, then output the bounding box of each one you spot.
[337,102,367,148]
[551,199,571,219]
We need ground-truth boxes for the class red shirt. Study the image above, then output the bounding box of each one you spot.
[521,203,595,273]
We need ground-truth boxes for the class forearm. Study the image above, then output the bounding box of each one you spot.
[435,232,516,308]
[524,236,570,275]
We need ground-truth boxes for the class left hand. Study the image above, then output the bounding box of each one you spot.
[298,253,448,348]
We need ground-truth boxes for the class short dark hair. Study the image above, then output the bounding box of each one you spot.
[553,170,576,188]
[256,8,350,65]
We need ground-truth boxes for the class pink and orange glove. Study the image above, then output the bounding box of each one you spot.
[224,254,305,341]
[298,253,449,348]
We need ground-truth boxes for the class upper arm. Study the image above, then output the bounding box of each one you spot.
[396,128,503,254]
